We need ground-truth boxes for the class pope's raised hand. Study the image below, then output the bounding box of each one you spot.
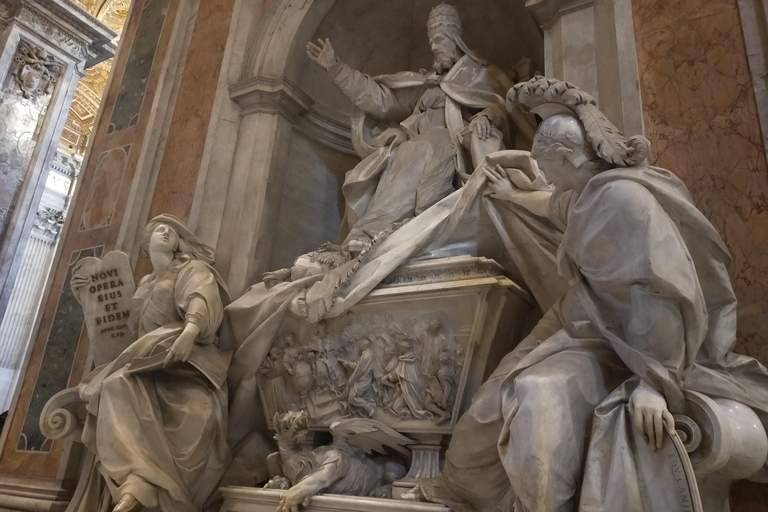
[306,38,337,72]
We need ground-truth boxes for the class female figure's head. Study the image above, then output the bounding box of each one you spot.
[141,214,215,265]
[148,223,180,256]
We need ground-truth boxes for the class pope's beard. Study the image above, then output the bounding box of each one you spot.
[433,50,460,75]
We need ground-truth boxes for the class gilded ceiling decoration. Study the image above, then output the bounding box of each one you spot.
[60,0,128,153]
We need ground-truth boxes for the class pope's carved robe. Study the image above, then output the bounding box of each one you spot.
[332,54,531,247]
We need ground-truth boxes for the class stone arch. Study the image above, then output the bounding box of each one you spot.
[242,0,338,82]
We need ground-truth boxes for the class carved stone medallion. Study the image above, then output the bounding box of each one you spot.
[10,40,62,99]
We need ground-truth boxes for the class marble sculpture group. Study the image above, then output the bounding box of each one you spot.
[43,4,768,512]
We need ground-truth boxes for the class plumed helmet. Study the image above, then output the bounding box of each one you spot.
[507,76,650,167]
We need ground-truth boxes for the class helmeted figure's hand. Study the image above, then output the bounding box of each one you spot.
[482,164,517,202]
[628,382,675,450]
[482,164,554,219]
[306,38,338,72]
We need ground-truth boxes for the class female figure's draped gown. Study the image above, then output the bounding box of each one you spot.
[79,258,231,512]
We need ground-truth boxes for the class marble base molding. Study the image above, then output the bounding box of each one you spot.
[0,473,75,512]
[219,488,449,512]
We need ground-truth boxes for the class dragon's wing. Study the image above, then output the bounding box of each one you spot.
[330,418,413,456]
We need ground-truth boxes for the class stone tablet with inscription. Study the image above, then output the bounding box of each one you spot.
[73,251,136,367]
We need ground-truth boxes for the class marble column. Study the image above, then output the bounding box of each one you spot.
[526,0,645,136]
[0,207,63,412]
[0,0,115,334]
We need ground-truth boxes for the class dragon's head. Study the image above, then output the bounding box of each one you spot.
[273,411,309,448]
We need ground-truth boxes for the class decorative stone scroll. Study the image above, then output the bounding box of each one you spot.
[72,251,135,366]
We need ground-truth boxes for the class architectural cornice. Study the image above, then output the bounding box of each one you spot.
[230,75,355,155]
[525,0,594,28]
[1,0,117,66]
[230,75,313,120]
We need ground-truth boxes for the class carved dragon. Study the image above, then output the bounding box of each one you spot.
[264,411,412,512]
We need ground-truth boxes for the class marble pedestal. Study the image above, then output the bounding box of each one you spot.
[261,256,536,434]
[257,256,536,502]
[219,488,449,512]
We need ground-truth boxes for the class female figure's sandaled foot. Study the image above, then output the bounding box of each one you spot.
[113,493,140,512]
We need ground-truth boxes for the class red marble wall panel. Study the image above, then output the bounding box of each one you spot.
[633,1,767,509]
[147,0,236,221]
[633,0,767,364]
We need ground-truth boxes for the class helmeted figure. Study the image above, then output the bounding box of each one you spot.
[409,77,768,512]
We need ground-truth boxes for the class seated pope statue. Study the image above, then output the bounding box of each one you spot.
[403,78,768,511]
[73,214,231,512]
[306,3,534,253]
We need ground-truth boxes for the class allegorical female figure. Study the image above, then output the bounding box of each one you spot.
[75,214,231,512]
[388,338,430,420]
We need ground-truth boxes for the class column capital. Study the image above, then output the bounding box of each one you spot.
[525,0,595,29]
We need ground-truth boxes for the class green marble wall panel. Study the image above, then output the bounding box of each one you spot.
[107,0,170,133]
[19,246,102,451]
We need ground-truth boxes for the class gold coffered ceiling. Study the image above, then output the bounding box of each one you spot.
[60,0,130,153]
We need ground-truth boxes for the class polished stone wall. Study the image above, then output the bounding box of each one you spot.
[146,0,235,222]
[633,0,767,364]
[0,74,54,248]
[633,0,768,509]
